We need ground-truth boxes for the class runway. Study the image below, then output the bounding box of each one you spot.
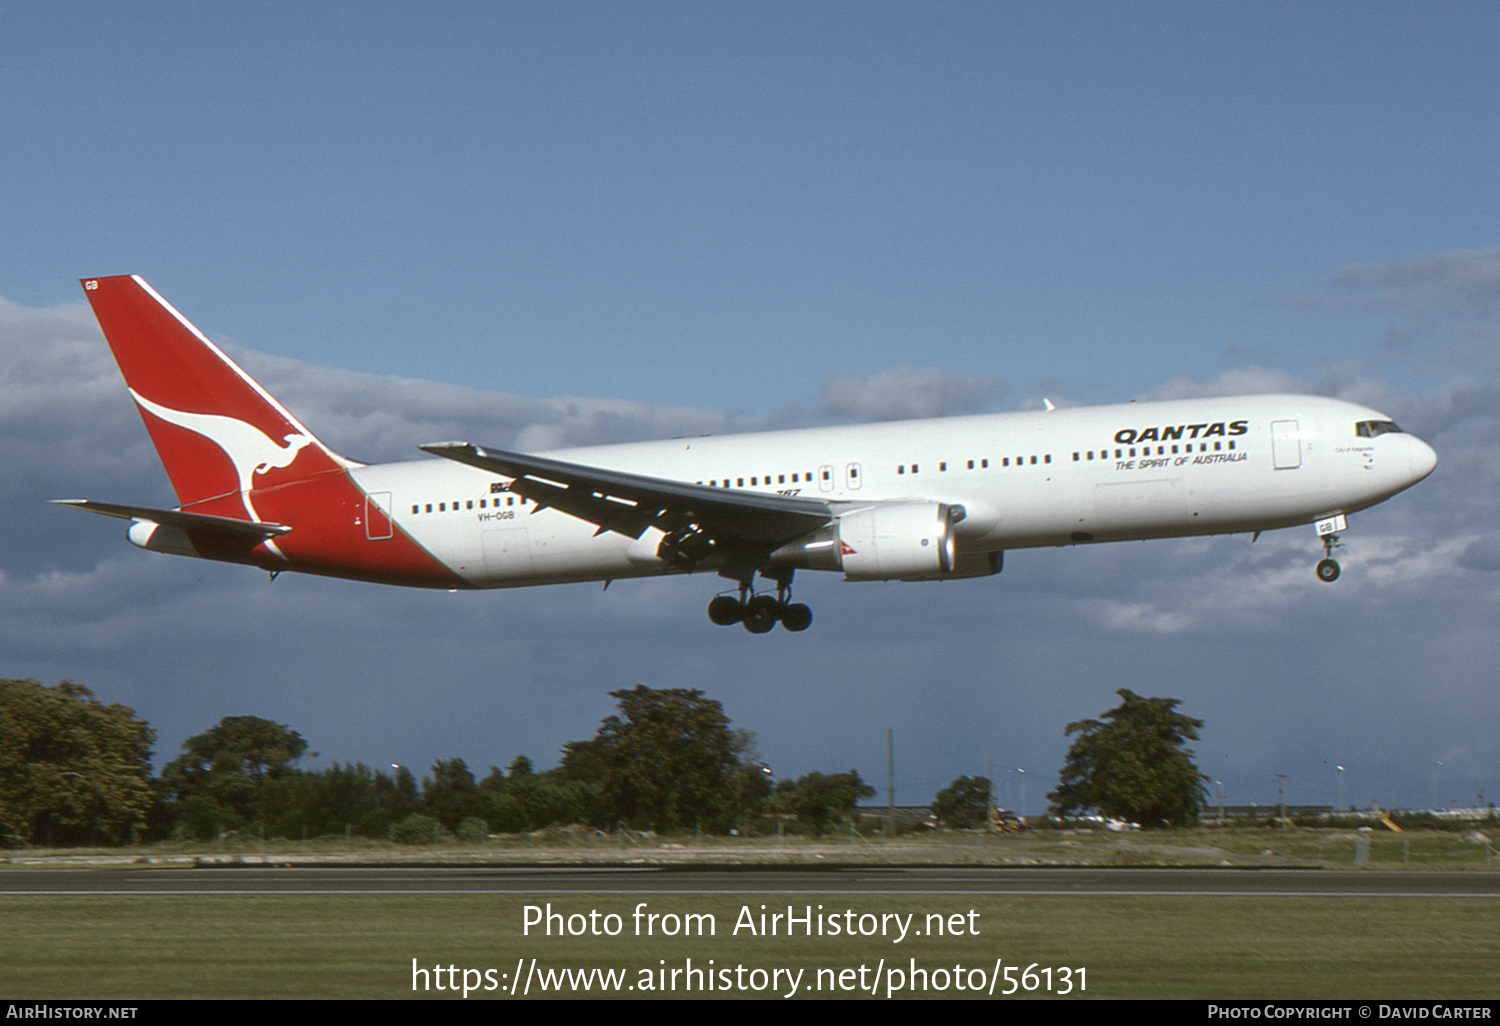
[2,865,1497,896]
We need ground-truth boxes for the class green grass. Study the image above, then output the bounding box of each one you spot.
[2,892,1496,999]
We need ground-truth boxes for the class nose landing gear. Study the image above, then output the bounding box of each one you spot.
[1314,514,1346,583]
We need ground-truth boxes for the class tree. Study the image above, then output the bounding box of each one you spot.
[481,772,601,833]
[557,738,608,784]
[729,730,774,830]
[421,757,481,830]
[506,755,534,778]
[583,686,742,832]
[284,762,399,839]
[162,715,309,836]
[1047,689,1208,828]
[932,775,991,829]
[776,771,875,836]
[0,679,156,846]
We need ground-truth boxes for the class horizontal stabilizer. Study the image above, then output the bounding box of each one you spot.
[51,499,291,540]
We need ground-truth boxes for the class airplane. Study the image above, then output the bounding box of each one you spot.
[57,275,1438,634]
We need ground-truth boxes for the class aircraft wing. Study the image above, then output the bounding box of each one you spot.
[418,441,833,543]
[51,499,292,540]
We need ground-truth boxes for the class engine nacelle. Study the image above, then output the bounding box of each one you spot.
[770,501,1000,582]
[838,502,956,580]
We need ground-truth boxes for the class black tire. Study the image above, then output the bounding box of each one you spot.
[780,603,813,632]
[742,595,779,633]
[1316,558,1341,583]
[707,595,743,625]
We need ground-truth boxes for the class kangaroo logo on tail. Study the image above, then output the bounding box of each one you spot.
[80,274,349,510]
[128,388,314,529]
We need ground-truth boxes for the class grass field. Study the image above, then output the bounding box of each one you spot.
[3,891,1497,999]
[3,827,1495,999]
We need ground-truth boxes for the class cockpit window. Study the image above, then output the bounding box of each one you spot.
[1355,420,1404,438]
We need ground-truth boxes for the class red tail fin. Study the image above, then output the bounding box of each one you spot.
[81,276,347,512]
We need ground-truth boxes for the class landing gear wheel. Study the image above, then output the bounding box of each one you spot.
[707,595,743,626]
[780,602,813,632]
[1316,558,1341,583]
[742,595,779,634]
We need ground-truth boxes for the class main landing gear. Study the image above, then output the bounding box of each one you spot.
[707,576,812,633]
[1314,514,1346,583]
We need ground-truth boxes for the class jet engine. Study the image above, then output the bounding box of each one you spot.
[769,501,1000,581]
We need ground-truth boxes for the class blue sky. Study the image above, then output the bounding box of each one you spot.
[4,2,1499,815]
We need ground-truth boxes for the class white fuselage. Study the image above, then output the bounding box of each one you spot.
[349,394,1436,588]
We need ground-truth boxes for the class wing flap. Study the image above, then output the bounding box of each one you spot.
[418,442,832,543]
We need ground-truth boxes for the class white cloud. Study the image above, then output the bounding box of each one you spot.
[233,347,752,462]
[1327,247,1500,347]
[1137,366,1306,402]
[812,364,1006,422]
[1094,599,1194,634]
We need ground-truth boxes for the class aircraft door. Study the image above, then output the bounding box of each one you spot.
[818,465,835,492]
[1271,420,1302,470]
[845,463,863,490]
[364,492,393,540]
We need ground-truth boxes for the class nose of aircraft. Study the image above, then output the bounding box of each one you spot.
[1408,433,1438,484]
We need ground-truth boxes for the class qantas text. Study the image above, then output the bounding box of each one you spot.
[1112,420,1249,444]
